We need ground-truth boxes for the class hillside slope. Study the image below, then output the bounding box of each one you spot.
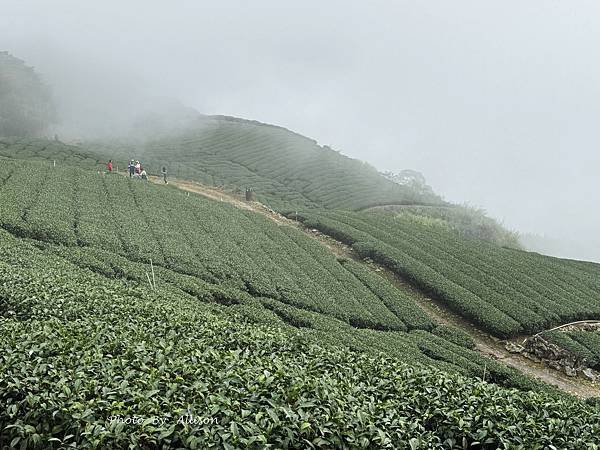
[0,159,547,392]
[0,137,102,167]
[2,229,600,448]
[1,158,600,446]
[293,210,600,338]
[0,135,521,251]
[2,144,600,446]
[89,116,445,210]
[0,115,444,211]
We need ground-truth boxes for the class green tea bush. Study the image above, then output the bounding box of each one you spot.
[432,325,475,349]
[296,210,600,338]
[0,161,428,334]
[1,232,600,449]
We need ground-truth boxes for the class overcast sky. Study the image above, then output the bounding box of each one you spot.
[2,0,599,259]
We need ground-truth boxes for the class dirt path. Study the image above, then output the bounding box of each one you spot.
[150,175,354,255]
[149,175,600,398]
[386,276,600,397]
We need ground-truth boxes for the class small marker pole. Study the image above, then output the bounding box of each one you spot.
[150,259,156,290]
[146,272,153,291]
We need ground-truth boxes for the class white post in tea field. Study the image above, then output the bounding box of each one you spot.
[146,272,153,291]
[150,259,156,290]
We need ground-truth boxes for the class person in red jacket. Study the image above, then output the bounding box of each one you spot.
[106,160,113,172]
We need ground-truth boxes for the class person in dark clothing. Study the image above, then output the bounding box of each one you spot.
[128,160,135,177]
[161,166,168,184]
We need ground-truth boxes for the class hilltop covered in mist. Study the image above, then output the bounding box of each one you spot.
[0,51,56,136]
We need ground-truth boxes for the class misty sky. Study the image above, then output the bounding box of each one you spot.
[2,0,599,257]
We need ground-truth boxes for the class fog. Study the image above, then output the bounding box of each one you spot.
[2,0,599,261]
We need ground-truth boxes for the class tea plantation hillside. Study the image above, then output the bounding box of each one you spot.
[294,210,600,338]
[0,137,103,168]
[0,114,445,211]
[2,230,600,448]
[0,159,548,392]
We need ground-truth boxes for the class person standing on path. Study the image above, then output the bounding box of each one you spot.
[128,160,135,177]
[106,160,113,172]
[161,166,168,184]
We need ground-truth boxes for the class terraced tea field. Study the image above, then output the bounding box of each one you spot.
[0,159,551,391]
[293,210,600,338]
[2,229,599,448]
[1,153,600,447]
[0,115,444,211]
[0,160,427,331]
[0,160,599,448]
[0,137,102,168]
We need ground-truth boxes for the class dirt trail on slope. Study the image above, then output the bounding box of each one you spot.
[149,175,353,255]
[383,274,600,398]
[148,175,600,398]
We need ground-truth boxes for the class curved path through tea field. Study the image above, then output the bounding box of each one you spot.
[140,173,600,398]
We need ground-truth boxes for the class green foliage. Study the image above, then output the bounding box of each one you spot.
[339,259,434,331]
[1,230,599,449]
[0,137,102,168]
[432,325,475,349]
[395,204,522,249]
[1,115,445,210]
[0,160,559,393]
[294,210,600,338]
[1,100,599,448]
[0,160,426,333]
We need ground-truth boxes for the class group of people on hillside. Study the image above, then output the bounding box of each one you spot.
[104,159,168,184]
[128,160,148,180]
